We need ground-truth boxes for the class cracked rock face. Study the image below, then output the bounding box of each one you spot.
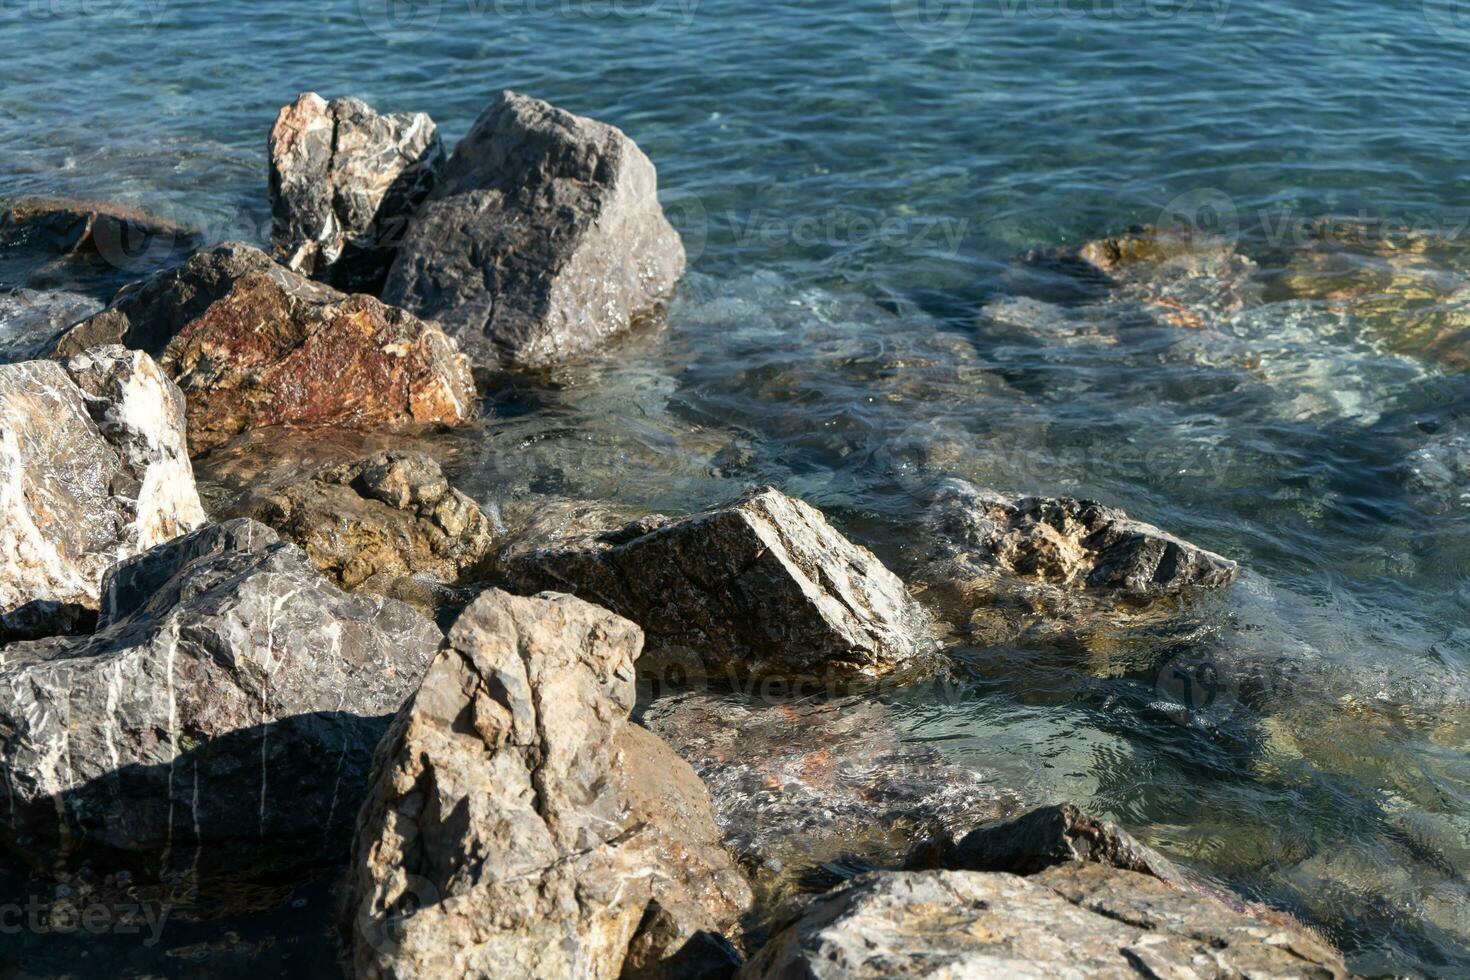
[737,866,1351,980]
[56,243,477,454]
[344,588,750,980]
[269,93,444,295]
[504,487,937,679]
[0,519,442,865]
[221,450,496,621]
[383,90,686,370]
[0,347,204,641]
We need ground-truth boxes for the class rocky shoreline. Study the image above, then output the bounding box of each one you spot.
[0,90,1354,977]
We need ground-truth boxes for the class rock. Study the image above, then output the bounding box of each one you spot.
[0,347,205,641]
[220,450,496,622]
[56,243,477,454]
[0,288,102,363]
[737,866,1352,979]
[504,487,937,679]
[0,195,201,298]
[343,588,749,980]
[269,93,444,295]
[639,691,1022,931]
[904,803,1186,886]
[925,479,1239,599]
[383,91,685,370]
[0,519,442,865]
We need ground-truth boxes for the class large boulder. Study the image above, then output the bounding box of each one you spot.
[0,195,201,298]
[0,519,442,864]
[0,347,205,640]
[382,91,686,370]
[220,450,497,621]
[343,589,750,980]
[737,866,1351,979]
[504,487,937,679]
[0,288,102,363]
[269,93,444,294]
[55,243,477,454]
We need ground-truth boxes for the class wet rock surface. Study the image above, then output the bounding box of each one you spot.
[344,588,749,980]
[0,347,204,641]
[914,478,1238,648]
[220,450,497,622]
[905,803,1187,886]
[382,91,685,370]
[57,242,477,454]
[737,865,1352,979]
[0,195,201,298]
[504,487,937,679]
[638,690,1023,927]
[269,92,444,294]
[0,519,442,865]
[0,288,102,362]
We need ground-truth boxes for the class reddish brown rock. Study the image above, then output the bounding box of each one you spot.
[58,243,477,454]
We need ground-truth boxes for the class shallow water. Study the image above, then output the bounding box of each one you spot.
[6,0,1470,975]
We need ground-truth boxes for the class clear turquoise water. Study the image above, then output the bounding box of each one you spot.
[6,0,1470,975]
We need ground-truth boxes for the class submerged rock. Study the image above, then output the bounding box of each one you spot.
[344,589,749,980]
[926,479,1239,599]
[914,479,1237,649]
[0,347,204,641]
[221,450,496,621]
[56,242,477,454]
[905,803,1186,886]
[639,691,1022,927]
[0,519,441,864]
[504,487,937,679]
[269,92,444,294]
[383,90,685,370]
[0,195,201,297]
[737,865,1351,979]
[0,288,102,363]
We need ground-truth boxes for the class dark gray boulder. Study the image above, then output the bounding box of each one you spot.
[736,866,1352,979]
[382,90,686,370]
[504,487,937,679]
[0,519,442,865]
[269,92,444,295]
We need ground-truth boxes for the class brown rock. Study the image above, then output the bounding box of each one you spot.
[343,589,750,979]
[221,451,496,621]
[57,243,477,454]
